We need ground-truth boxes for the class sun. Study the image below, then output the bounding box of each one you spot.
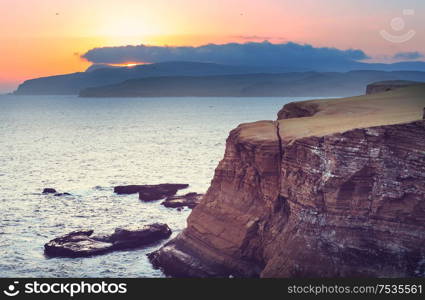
[109,62,147,68]
[121,63,138,68]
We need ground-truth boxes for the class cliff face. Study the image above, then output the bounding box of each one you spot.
[263,120,425,277]
[150,121,283,277]
[150,85,425,277]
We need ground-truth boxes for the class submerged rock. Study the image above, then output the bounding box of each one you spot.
[54,192,72,197]
[114,184,188,197]
[44,223,172,258]
[138,184,189,201]
[42,188,71,196]
[161,193,203,209]
[42,188,57,194]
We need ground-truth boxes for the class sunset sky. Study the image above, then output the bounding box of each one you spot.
[1,0,424,92]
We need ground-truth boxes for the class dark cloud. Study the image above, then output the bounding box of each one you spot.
[82,42,369,70]
[393,51,424,60]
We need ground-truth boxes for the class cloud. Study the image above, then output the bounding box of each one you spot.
[82,42,369,70]
[393,51,424,60]
[233,35,273,40]
[231,36,289,43]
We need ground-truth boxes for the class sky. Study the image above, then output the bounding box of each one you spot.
[1,0,424,92]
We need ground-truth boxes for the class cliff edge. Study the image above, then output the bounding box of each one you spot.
[150,84,425,277]
[366,80,423,95]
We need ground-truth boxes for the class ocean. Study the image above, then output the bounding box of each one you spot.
[0,95,320,277]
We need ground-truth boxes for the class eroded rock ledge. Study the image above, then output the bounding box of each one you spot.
[150,84,425,277]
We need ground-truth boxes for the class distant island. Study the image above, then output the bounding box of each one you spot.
[13,61,425,97]
[79,72,425,98]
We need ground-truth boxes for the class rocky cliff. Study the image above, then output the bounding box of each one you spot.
[150,84,425,277]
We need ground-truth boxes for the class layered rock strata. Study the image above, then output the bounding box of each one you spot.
[150,85,425,277]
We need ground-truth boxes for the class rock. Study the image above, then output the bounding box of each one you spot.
[44,223,172,258]
[114,184,188,196]
[54,192,71,197]
[147,236,242,278]
[42,188,71,196]
[44,230,113,257]
[277,101,319,120]
[151,84,425,278]
[114,185,146,194]
[161,193,203,209]
[147,241,233,278]
[138,185,189,201]
[138,190,168,201]
[366,80,422,95]
[108,223,172,250]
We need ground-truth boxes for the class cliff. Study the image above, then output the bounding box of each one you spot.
[150,84,425,277]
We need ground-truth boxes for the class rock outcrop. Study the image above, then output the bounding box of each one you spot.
[150,84,425,277]
[114,184,188,195]
[44,230,114,257]
[161,193,203,209]
[42,188,57,194]
[42,188,71,196]
[54,192,72,197]
[45,223,171,258]
[276,101,319,120]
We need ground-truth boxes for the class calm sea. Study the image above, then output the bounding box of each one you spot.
[0,95,320,277]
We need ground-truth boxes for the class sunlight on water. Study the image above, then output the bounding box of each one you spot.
[0,95,320,277]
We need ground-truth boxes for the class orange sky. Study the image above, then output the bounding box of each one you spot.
[1,0,424,92]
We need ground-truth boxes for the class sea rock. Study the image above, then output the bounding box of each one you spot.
[114,183,188,197]
[54,192,72,197]
[42,188,57,194]
[44,230,113,257]
[138,185,189,201]
[161,193,203,209]
[44,223,172,258]
[150,84,425,278]
[108,223,172,250]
